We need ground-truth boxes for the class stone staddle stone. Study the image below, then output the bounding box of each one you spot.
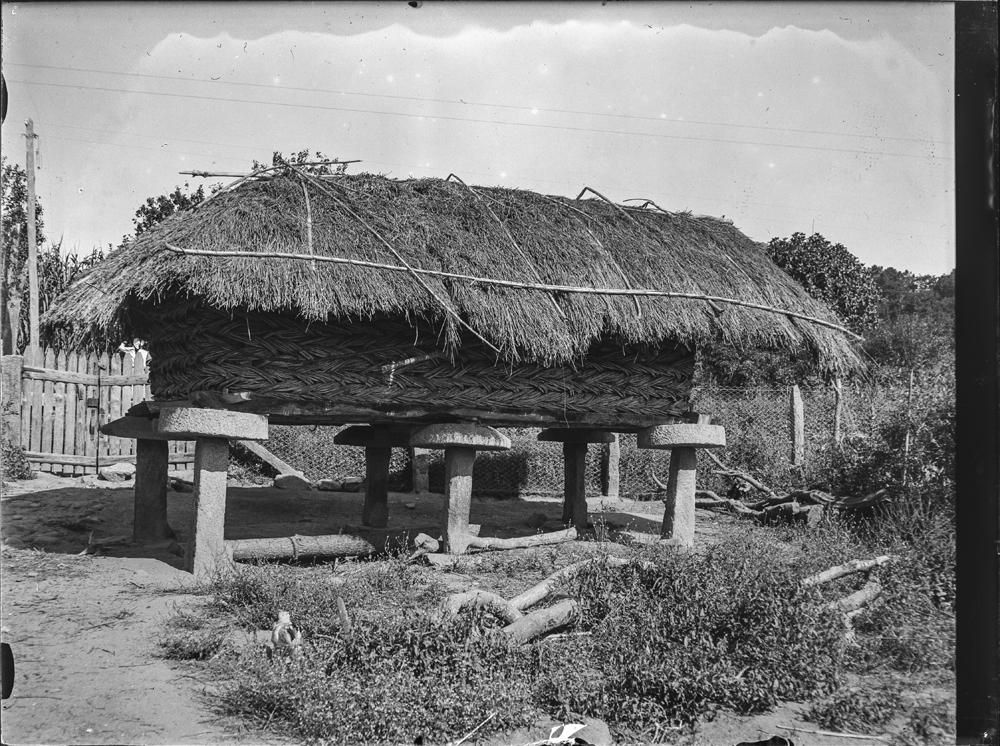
[409,424,511,451]
[637,423,726,450]
[156,407,268,441]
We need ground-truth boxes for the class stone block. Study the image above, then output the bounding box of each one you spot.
[340,476,364,492]
[637,423,726,450]
[316,479,342,491]
[99,461,136,482]
[409,423,510,451]
[156,407,268,441]
[273,473,313,490]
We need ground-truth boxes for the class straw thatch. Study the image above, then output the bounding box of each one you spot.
[46,168,862,373]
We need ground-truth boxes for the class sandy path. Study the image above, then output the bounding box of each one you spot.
[1,548,280,746]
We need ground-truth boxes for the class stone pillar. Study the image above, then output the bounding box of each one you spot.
[637,419,726,548]
[334,425,413,529]
[155,406,268,577]
[411,447,431,494]
[410,424,510,554]
[186,437,230,577]
[133,438,171,543]
[538,429,615,532]
[363,446,391,527]
[100,415,179,545]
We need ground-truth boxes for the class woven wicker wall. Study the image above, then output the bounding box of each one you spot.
[135,299,694,427]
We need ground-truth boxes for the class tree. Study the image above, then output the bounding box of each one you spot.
[698,232,883,386]
[131,183,208,238]
[766,232,883,333]
[1,155,45,354]
[864,266,954,380]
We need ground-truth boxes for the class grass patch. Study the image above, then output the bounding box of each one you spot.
[805,682,902,732]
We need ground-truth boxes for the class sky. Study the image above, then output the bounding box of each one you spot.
[1,1,954,275]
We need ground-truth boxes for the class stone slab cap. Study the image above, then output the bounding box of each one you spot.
[637,423,726,450]
[334,425,414,448]
[100,415,179,441]
[537,428,615,444]
[156,406,268,441]
[409,424,511,451]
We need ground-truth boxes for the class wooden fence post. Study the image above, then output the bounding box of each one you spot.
[790,384,805,467]
[1,355,24,447]
[600,434,620,498]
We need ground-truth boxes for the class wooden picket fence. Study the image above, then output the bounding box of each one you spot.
[2,347,195,475]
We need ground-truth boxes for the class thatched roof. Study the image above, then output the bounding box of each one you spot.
[47,167,863,372]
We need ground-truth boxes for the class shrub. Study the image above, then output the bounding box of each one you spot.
[1,435,32,482]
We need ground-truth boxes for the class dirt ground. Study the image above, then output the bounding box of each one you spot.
[1,472,947,746]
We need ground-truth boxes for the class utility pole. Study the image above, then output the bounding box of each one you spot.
[25,118,39,365]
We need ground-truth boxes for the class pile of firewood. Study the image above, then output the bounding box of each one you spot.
[657,451,892,526]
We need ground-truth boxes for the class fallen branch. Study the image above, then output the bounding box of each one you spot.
[776,724,889,742]
[445,711,497,746]
[801,556,894,588]
[510,555,655,612]
[500,599,579,643]
[437,590,523,625]
[704,450,778,498]
[695,490,761,516]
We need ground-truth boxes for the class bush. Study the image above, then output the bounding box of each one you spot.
[1,437,32,481]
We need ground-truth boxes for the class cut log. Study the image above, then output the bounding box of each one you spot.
[437,590,523,624]
[466,528,577,552]
[226,531,422,561]
[412,528,577,557]
[801,555,894,588]
[827,579,882,613]
[500,599,579,643]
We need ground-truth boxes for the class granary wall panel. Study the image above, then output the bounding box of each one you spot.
[135,299,694,428]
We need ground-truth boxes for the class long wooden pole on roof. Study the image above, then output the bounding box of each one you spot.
[162,243,864,341]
